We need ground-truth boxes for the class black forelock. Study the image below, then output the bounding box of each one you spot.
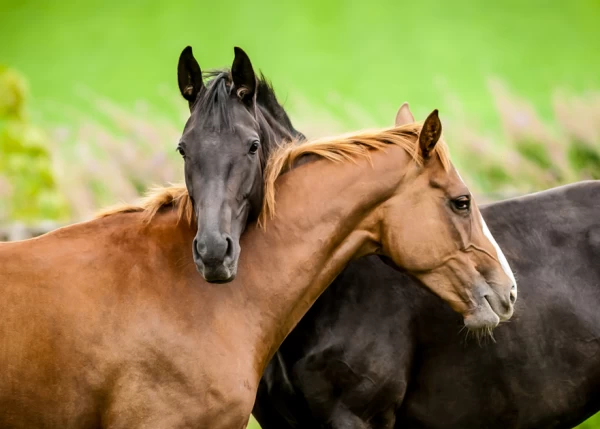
[191,68,304,158]
[192,70,236,132]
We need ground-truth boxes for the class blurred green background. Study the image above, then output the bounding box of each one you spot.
[1,0,600,427]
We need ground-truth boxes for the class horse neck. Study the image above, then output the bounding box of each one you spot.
[238,146,411,374]
[256,81,302,140]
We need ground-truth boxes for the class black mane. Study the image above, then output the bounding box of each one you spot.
[256,74,299,136]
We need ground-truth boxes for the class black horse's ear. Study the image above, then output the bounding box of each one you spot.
[419,109,442,158]
[177,46,204,107]
[231,47,257,105]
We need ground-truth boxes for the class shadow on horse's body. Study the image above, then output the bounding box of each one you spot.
[254,180,600,429]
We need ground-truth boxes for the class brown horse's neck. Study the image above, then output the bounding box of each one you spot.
[235,147,411,375]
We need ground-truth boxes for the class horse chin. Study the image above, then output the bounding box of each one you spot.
[196,262,237,284]
[207,274,236,284]
[462,299,501,331]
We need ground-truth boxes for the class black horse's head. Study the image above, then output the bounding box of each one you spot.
[177,46,304,283]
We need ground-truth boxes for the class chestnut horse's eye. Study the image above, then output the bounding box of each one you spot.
[177,146,186,158]
[452,196,471,212]
[249,141,260,155]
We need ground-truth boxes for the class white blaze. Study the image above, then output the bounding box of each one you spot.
[479,213,517,292]
[456,169,516,295]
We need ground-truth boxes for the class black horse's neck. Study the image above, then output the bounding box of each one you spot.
[256,77,305,141]
[254,77,305,161]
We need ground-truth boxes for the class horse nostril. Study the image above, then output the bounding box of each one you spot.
[224,236,234,260]
[510,290,516,304]
[192,238,201,260]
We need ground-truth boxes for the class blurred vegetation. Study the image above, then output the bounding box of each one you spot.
[0,66,69,223]
[1,0,599,130]
[581,415,600,429]
[446,80,600,200]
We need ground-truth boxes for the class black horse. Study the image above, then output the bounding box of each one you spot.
[253,181,600,429]
[176,46,304,283]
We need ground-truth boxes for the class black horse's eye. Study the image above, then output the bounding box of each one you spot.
[177,146,186,158]
[452,195,471,212]
[249,141,260,155]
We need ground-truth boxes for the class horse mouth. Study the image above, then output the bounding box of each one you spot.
[463,297,501,331]
[483,292,513,322]
[205,274,236,284]
[195,261,237,284]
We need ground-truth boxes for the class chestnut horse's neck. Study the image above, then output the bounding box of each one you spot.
[233,145,412,375]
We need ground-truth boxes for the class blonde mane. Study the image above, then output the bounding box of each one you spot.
[260,122,450,225]
[96,184,194,225]
[95,122,451,227]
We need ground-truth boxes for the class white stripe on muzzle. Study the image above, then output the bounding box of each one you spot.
[479,213,517,294]
[455,169,516,296]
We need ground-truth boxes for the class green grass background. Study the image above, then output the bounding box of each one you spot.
[2,0,599,129]
[1,0,600,427]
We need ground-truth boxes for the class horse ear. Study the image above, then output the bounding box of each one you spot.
[177,46,204,107]
[231,47,257,104]
[395,102,415,126]
[419,109,442,158]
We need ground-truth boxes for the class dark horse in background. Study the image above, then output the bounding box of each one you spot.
[253,180,600,429]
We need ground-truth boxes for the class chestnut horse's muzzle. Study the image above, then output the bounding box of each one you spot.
[463,281,515,330]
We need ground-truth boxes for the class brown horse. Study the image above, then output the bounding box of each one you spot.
[0,112,515,428]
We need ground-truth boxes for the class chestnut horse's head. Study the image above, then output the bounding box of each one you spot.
[379,104,517,330]
[176,46,303,283]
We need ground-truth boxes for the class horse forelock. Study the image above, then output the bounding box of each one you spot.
[192,70,296,138]
[191,70,235,132]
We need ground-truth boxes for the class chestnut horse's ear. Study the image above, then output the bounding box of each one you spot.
[177,46,204,108]
[395,102,415,126]
[419,109,442,158]
[231,47,257,105]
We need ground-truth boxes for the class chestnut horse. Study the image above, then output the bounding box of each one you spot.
[254,181,600,429]
[0,117,515,428]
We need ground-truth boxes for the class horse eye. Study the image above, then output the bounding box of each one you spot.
[177,146,186,158]
[452,196,471,211]
[249,141,260,155]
